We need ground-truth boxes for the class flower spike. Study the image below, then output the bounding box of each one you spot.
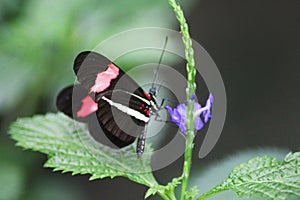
[166,93,213,136]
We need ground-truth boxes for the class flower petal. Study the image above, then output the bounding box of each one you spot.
[177,103,187,117]
[165,93,213,135]
[203,93,213,123]
[165,106,173,116]
[172,108,182,124]
[179,121,187,135]
[166,105,183,127]
[194,102,202,111]
[194,116,204,130]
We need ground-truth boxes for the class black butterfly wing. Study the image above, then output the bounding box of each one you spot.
[56,84,94,121]
[57,51,152,149]
[56,85,74,118]
[94,90,150,147]
[74,51,111,90]
[74,51,148,99]
[56,85,135,147]
[56,85,149,148]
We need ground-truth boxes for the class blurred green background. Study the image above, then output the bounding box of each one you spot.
[0,0,299,199]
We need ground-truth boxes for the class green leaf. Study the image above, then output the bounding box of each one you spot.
[145,176,182,198]
[198,152,300,200]
[9,113,158,188]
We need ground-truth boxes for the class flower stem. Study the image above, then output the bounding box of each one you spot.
[157,189,177,200]
[181,129,195,200]
[158,191,172,200]
[167,190,177,200]
[167,0,197,200]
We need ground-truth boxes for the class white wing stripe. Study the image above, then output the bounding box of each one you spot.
[101,96,150,122]
[112,90,151,105]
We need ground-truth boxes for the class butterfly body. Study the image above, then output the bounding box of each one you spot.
[57,51,159,157]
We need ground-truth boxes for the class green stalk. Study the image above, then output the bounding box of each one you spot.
[157,188,177,200]
[158,191,172,200]
[167,190,177,200]
[167,0,197,200]
[181,129,195,200]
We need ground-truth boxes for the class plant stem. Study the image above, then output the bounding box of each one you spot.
[168,190,177,200]
[181,130,195,200]
[167,0,197,200]
[158,189,177,200]
[158,191,172,200]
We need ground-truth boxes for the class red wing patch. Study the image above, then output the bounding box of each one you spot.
[144,109,150,117]
[139,103,145,110]
[77,95,98,117]
[143,91,151,100]
[90,63,119,93]
[139,103,150,117]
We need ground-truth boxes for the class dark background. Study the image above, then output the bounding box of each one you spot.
[0,0,299,199]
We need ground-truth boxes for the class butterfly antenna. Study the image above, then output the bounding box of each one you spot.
[151,36,168,90]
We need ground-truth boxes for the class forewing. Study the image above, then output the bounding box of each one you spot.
[73,51,147,98]
[74,51,111,89]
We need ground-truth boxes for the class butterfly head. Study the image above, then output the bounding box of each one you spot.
[149,87,157,98]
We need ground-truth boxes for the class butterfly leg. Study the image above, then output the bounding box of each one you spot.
[154,113,176,126]
[155,97,178,118]
[153,98,179,129]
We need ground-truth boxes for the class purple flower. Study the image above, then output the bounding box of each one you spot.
[203,94,213,123]
[166,94,213,136]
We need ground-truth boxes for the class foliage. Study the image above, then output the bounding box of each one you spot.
[145,177,182,199]
[10,112,300,199]
[9,113,158,187]
[197,153,300,200]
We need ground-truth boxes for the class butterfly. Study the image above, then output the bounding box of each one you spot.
[56,51,162,157]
